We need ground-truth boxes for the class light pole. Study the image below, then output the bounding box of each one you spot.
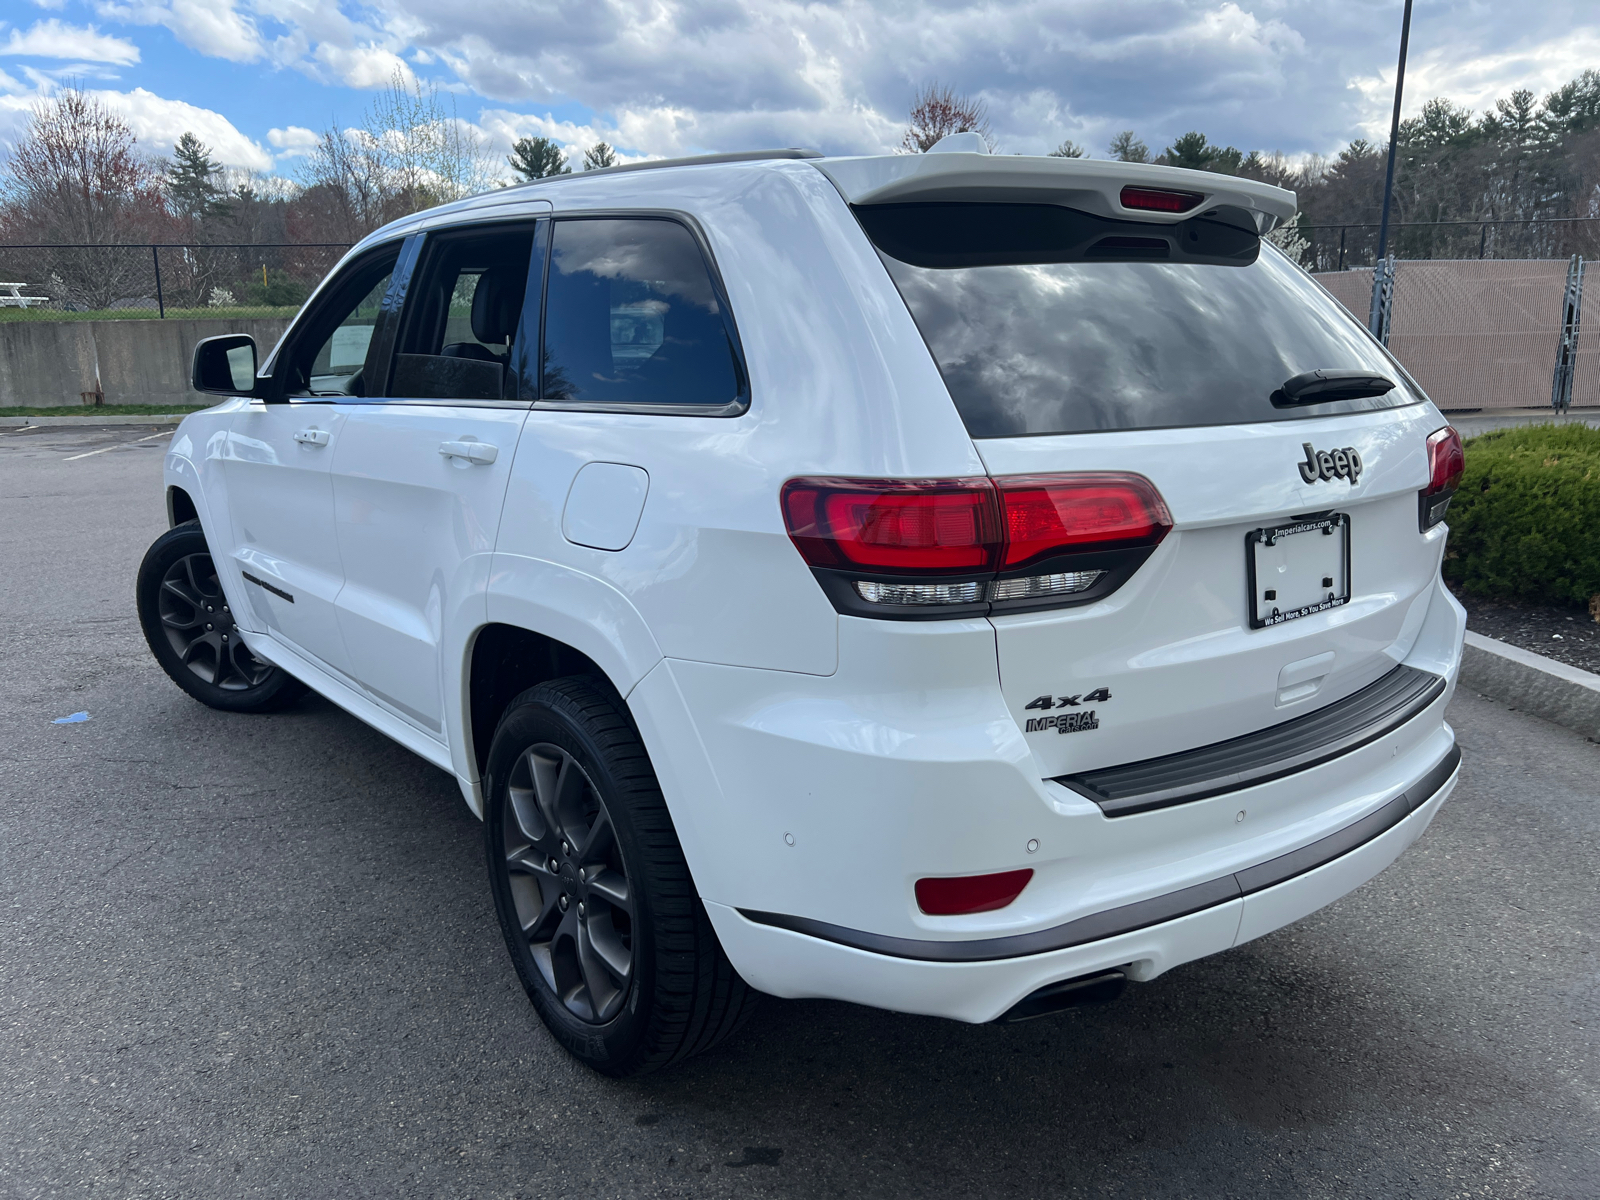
[1369,0,1414,337]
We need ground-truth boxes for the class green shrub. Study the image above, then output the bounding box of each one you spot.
[1442,423,1600,607]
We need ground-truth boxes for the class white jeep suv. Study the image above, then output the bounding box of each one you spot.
[137,144,1467,1076]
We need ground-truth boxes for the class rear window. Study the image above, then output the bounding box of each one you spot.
[858,203,1420,438]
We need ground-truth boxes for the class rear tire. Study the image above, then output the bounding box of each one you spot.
[484,676,757,1076]
[136,521,306,713]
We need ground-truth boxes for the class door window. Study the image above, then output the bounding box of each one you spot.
[542,218,743,409]
[280,247,400,398]
[389,225,539,402]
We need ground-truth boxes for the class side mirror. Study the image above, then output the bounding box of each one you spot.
[192,334,259,396]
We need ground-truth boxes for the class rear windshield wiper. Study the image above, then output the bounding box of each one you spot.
[1273,369,1397,407]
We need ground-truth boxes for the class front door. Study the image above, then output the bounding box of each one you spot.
[222,244,402,677]
[329,222,541,740]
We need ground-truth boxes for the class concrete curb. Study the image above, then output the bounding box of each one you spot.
[1,414,191,427]
[1460,630,1600,741]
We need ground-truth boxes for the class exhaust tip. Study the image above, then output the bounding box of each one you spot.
[995,969,1127,1023]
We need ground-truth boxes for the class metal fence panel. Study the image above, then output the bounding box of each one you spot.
[1315,260,1596,410]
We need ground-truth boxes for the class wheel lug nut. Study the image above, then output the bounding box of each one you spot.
[548,858,559,873]
[577,902,586,918]
[558,894,570,911]
[206,623,213,630]
[561,841,571,856]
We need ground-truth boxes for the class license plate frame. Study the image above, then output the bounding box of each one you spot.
[1246,513,1351,629]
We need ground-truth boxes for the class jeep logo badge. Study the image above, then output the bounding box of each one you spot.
[1298,443,1363,485]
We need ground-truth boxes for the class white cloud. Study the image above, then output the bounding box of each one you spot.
[87,86,274,169]
[1,18,140,65]
[71,0,1600,164]
[94,0,262,63]
[267,123,319,158]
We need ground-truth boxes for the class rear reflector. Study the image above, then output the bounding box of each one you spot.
[916,868,1033,915]
[1119,185,1204,214]
[1420,426,1464,531]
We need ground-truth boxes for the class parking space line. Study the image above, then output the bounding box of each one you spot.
[2,425,40,435]
[63,431,172,461]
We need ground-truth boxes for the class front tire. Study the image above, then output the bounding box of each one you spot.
[484,677,757,1076]
[136,521,306,713]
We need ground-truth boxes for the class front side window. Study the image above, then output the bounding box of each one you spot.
[282,249,399,398]
[390,225,538,402]
[542,218,742,409]
[859,203,1420,437]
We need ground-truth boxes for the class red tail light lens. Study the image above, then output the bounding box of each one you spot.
[783,473,1172,612]
[780,478,1000,573]
[916,868,1033,915]
[997,474,1172,570]
[1420,426,1464,531]
[1119,185,1204,214]
[1425,426,1465,493]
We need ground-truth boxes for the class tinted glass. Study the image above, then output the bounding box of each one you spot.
[390,226,536,401]
[865,203,1419,437]
[542,218,741,407]
[303,265,393,396]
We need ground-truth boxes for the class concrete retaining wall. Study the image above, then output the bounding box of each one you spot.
[0,317,291,408]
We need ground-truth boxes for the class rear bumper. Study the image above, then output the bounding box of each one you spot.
[707,746,1459,1023]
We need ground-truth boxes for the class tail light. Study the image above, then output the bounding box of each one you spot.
[781,473,1171,618]
[1119,185,1204,214]
[916,869,1033,915]
[1420,426,1464,531]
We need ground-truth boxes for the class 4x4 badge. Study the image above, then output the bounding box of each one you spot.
[1298,442,1363,485]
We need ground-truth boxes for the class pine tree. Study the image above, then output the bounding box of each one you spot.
[583,142,618,171]
[1107,130,1149,163]
[168,131,230,220]
[508,136,570,181]
[1048,140,1086,158]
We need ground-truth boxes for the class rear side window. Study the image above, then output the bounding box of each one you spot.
[390,225,537,401]
[541,218,743,409]
[859,203,1420,438]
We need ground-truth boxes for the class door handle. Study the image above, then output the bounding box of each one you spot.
[438,440,498,465]
[294,429,331,446]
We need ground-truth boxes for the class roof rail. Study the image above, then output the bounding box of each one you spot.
[510,147,824,190]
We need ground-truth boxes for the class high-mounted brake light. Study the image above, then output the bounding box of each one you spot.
[781,473,1172,614]
[916,869,1033,915]
[1119,185,1205,214]
[1420,426,1464,531]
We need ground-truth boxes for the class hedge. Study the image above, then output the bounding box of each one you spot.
[1442,423,1600,607]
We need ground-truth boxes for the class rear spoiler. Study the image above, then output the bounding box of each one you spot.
[812,153,1296,235]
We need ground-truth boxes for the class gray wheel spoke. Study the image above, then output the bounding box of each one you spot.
[577,810,615,867]
[586,867,631,915]
[577,919,623,1016]
[522,883,563,940]
[584,915,632,984]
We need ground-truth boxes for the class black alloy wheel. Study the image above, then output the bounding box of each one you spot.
[156,551,272,691]
[484,677,757,1075]
[136,521,306,712]
[502,742,635,1023]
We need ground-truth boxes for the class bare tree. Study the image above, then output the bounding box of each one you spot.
[298,70,497,241]
[902,84,993,153]
[0,86,167,309]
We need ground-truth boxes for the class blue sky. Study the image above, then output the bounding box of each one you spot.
[2,0,1597,179]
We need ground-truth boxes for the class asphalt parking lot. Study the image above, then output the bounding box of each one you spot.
[2,422,1597,1199]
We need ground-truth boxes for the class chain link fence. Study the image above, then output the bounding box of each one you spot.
[1301,217,1600,273]
[1315,258,1597,410]
[0,242,351,321]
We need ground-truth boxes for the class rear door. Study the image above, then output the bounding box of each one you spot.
[863,202,1451,779]
[327,221,541,741]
